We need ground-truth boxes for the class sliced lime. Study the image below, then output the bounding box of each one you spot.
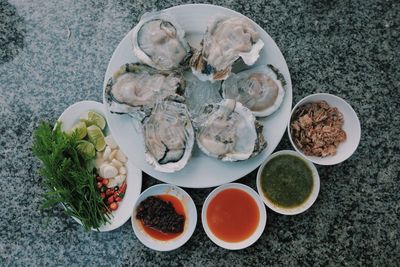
[76,140,96,160]
[80,111,106,130]
[68,121,87,140]
[89,111,106,130]
[87,125,106,151]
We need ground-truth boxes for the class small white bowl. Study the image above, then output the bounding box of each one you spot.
[131,184,197,251]
[58,100,142,231]
[256,150,320,215]
[288,93,361,165]
[201,183,267,250]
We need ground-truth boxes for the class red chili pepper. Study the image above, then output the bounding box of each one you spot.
[96,176,103,182]
[97,182,102,189]
[115,197,122,202]
[107,196,114,204]
[109,202,118,211]
[106,188,114,196]
[119,182,127,194]
[102,179,109,186]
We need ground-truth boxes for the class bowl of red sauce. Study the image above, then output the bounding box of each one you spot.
[131,184,197,251]
[202,183,267,250]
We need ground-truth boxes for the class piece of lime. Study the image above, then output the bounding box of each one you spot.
[80,111,106,130]
[68,121,87,140]
[87,125,106,151]
[76,140,96,160]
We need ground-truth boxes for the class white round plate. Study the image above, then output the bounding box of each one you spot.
[131,184,197,251]
[58,101,142,231]
[288,93,361,165]
[103,4,293,188]
[201,183,267,250]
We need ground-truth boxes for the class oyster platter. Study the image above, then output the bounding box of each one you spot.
[103,4,293,188]
[32,3,361,249]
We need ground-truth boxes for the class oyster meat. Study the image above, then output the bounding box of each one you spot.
[190,16,264,82]
[195,99,266,161]
[222,65,285,117]
[105,63,185,120]
[142,100,194,173]
[132,11,191,70]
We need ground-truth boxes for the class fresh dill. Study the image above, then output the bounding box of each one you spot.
[32,121,110,230]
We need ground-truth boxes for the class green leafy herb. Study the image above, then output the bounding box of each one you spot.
[32,121,110,230]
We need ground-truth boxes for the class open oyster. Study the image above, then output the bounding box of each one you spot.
[132,11,191,71]
[222,65,285,117]
[142,100,194,173]
[104,63,185,120]
[194,99,266,161]
[190,16,264,82]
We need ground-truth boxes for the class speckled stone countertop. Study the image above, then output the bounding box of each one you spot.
[1,0,399,266]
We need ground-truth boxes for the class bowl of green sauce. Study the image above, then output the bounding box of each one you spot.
[256,150,320,215]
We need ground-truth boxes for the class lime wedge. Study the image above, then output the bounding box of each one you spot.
[80,111,106,130]
[68,121,87,140]
[87,125,106,151]
[76,140,96,160]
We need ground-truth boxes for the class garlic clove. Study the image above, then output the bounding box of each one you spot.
[107,178,118,188]
[95,157,104,170]
[115,150,127,163]
[105,135,118,149]
[111,159,123,168]
[114,174,126,186]
[119,166,127,175]
[99,163,109,177]
[103,146,111,160]
[109,149,118,160]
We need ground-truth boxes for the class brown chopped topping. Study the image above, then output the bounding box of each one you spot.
[136,196,185,234]
[290,101,347,157]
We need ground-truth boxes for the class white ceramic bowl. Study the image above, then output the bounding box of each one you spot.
[201,183,267,250]
[256,150,320,215]
[131,184,197,251]
[288,93,361,165]
[58,100,142,231]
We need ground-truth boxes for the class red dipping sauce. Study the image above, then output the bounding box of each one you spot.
[206,189,260,242]
[140,194,185,241]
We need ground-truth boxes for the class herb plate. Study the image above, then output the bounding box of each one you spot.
[58,100,142,231]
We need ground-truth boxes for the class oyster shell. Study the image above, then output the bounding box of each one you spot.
[195,99,266,161]
[132,11,191,70]
[222,65,285,117]
[190,16,264,82]
[105,63,185,120]
[142,100,194,172]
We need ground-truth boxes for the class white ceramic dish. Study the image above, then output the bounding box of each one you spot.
[131,184,197,251]
[58,100,142,231]
[102,4,293,188]
[201,183,267,250]
[288,93,361,165]
[256,150,320,215]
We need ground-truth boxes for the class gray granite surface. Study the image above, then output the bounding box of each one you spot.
[1,0,399,266]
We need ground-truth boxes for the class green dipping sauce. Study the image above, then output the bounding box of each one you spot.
[260,154,314,208]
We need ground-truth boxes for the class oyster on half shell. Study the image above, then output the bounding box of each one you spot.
[104,63,185,120]
[194,99,266,161]
[190,16,264,82]
[132,11,191,71]
[222,65,286,117]
[142,100,194,173]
